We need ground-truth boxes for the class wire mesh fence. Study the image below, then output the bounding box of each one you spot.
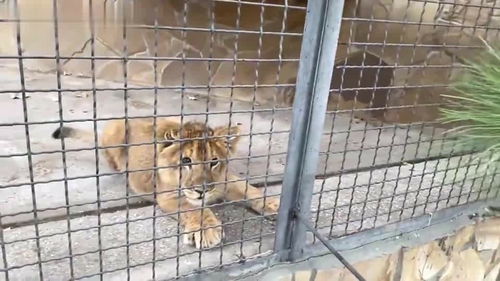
[310,0,500,243]
[0,0,499,280]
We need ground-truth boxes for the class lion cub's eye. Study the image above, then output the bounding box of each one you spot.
[181,157,192,165]
[210,158,219,168]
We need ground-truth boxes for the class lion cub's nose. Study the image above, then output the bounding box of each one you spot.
[194,189,204,198]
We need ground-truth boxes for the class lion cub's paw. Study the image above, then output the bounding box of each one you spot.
[252,196,280,216]
[183,216,223,249]
[263,197,280,215]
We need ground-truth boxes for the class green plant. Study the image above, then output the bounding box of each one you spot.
[440,45,500,174]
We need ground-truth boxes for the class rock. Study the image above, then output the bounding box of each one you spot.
[439,249,484,281]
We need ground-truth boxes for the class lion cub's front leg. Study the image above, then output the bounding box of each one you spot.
[157,194,223,249]
[225,175,280,215]
[181,207,223,249]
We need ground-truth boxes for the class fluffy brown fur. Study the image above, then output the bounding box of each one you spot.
[52,118,279,249]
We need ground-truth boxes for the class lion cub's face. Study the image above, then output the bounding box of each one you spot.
[157,122,240,205]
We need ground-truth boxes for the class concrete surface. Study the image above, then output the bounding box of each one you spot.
[1,62,495,280]
[1,163,496,281]
[1,204,276,281]
[2,155,496,281]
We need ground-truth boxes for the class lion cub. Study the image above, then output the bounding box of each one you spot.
[52,118,280,249]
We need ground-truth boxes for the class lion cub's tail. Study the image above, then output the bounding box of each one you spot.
[52,126,95,142]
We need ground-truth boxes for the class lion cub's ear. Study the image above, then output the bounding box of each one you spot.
[213,125,241,152]
[164,129,181,141]
[157,129,178,154]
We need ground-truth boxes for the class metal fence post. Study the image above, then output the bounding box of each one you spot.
[274,0,346,261]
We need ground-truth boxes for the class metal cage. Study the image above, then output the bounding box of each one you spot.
[0,0,499,280]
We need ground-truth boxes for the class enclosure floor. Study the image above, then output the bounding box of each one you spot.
[0,63,491,280]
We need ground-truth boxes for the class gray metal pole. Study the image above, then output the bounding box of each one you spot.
[274,0,346,261]
[295,211,367,281]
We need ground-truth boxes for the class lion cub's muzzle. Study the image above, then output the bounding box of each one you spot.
[182,183,217,204]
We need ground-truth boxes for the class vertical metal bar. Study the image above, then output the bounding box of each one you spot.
[239,0,266,259]
[218,0,241,266]
[87,0,104,279]
[453,0,489,207]
[343,0,380,234]
[120,2,131,279]
[198,0,217,269]
[51,0,75,278]
[0,214,9,281]
[151,2,160,279]
[175,1,189,277]
[327,0,361,238]
[274,0,345,261]
[259,0,289,253]
[12,0,44,279]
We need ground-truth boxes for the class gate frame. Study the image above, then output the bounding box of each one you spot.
[274,0,347,262]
